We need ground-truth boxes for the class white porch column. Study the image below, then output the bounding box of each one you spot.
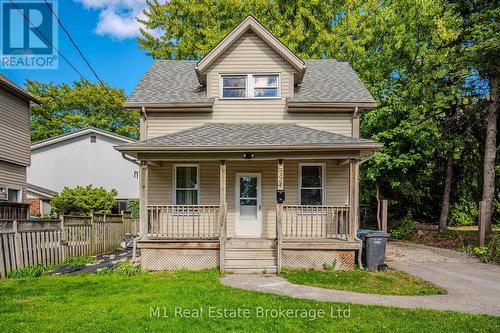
[349,158,359,240]
[276,159,284,272]
[219,160,227,271]
[139,161,149,238]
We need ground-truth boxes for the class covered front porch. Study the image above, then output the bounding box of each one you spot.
[116,123,382,272]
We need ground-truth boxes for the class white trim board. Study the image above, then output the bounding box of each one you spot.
[32,127,134,150]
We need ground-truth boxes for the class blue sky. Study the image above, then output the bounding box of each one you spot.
[0,0,154,95]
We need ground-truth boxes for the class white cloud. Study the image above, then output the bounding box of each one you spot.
[75,0,156,40]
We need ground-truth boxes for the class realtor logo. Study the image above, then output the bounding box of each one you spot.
[0,0,58,69]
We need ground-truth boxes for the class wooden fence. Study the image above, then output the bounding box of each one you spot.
[0,212,135,278]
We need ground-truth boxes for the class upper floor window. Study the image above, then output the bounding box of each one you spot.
[221,74,279,99]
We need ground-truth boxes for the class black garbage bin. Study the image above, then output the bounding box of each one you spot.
[357,229,390,272]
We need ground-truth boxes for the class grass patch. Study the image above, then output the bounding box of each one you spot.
[0,270,497,332]
[281,268,446,296]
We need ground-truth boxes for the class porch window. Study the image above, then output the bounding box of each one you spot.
[299,164,325,205]
[174,165,199,205]
[222,75,247,98]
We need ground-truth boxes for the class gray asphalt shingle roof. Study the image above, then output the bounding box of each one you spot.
[126,60,213,105]
[290,60,376,104]
[118,123,380,150]
[125,59,375,106]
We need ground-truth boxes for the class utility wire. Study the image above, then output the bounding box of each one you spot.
[42,0,113,98]
[9,0,121,108]
[7,0,90,85]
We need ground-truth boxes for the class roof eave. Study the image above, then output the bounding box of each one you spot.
[287,101,378,110]
[115,143,383,153]
[124,101,214,110]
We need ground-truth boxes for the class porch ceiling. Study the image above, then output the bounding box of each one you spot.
[115,123,382,157]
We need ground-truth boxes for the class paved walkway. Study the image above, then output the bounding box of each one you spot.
[221,242,500,316]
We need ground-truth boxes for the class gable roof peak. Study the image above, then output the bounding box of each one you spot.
[195,15,306,85]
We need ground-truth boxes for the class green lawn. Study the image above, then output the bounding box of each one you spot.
[281,268,446,295]
[1,270,498,332]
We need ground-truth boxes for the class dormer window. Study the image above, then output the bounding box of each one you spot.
[221,74,280,99]
[222,75,247,98]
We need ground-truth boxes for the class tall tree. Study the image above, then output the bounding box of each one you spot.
[451,0,499,231]
[26,79,139,142]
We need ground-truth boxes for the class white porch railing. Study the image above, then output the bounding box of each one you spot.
[282,205,350,239]
[147,205,220,239]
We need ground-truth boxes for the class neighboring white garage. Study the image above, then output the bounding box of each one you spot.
[27,127,138,213]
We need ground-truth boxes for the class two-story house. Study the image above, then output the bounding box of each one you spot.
[117,16,382,273]
[0,74,39,219]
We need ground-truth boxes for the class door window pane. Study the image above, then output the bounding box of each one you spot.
[240,177,257,198]
[240,199,257,218]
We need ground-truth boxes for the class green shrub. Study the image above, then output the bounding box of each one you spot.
[472,237,499,264]
[97,261,144,276]
[127,199,139,219]
[449,198,478,226]
[8,265,45,278]
[390,213,417,240]
[60,255,95,267]
[51,185,117,216]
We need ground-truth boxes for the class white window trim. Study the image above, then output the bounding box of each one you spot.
[173,164,200,205]
[298,163,326,206]
[219,73,281,99]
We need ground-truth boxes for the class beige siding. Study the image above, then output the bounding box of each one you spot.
[0,159,27,200]
[147,160,349,239]
[0,88,30,167]
[146,31,353,139]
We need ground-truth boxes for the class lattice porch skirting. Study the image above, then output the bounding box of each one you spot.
[282,250,355,270]
[141,249,219,271]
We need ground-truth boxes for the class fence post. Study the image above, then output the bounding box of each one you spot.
[104,214,108,252]
[478,201,487,247]
[60,215,66,261]
[381,200,388,232]
[13,220,23,268]
[90,213,95,255]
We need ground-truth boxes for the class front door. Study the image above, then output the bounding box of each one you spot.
[235,173,262,237]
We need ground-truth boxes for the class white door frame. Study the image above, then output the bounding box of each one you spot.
[235,172,262,238]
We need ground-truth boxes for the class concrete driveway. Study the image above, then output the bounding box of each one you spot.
[221,242,500,316]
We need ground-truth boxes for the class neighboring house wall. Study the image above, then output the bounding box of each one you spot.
[0,160,26,201]
[146,31,353,139]
[28,133,139,199]
[0,88,30,167]
[0,87,30,201]
[147,160,349,238]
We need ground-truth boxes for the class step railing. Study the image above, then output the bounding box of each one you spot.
[147,205,220,239]
[282,205,350,239]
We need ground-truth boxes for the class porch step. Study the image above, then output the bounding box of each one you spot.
[225,249,277,259]
[226,238,276,249]
[225,259,277,267]
[224,266,278,274]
